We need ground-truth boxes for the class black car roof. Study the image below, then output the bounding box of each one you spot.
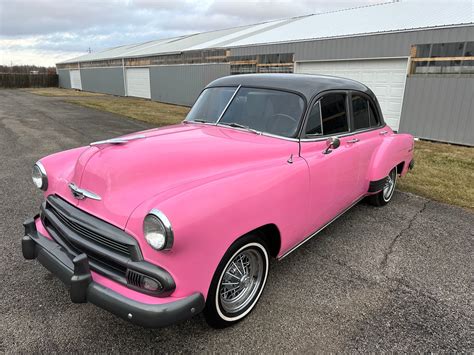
[206,73,374,101]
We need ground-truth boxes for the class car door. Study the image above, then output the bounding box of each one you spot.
[349,92,385,195]
[299,92,361,232]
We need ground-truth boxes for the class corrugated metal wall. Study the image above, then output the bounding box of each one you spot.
[58,69,71,89]
[230,26,474,60]
[149,63,231,106]
[80,67,125,96]
[228,26,474,145]
[399,76,473,146]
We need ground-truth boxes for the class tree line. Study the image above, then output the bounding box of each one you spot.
[0,65,56,74]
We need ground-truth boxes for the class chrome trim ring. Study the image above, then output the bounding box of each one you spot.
[147,209,174,250]
[33,161,48,191]
[219,248,265,314]
[383,168,397,202]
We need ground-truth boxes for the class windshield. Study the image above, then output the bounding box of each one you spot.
[185,87,237,124]
[186,86,306,138]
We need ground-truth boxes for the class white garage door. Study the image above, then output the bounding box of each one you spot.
[126,68,151,99]
[69,70,82,90]
[295,58,408,130]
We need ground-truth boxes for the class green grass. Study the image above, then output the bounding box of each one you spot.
[397,140,474,211]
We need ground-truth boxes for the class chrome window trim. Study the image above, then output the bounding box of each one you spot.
[215,85,241,124]
[299,90,351,139]
[183,86,239,125]
[147,209,174,251]
[299,124,387,142]
[349,91,383,133]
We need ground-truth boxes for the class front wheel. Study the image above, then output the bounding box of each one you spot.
[368,167,397,207]
[204,235,269,328]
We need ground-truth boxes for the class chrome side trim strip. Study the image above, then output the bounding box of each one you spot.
[278,195,365,260]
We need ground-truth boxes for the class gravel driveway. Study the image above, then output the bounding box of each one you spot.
[0,89,472,352]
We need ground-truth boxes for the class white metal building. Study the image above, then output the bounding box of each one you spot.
[57,0,474,145]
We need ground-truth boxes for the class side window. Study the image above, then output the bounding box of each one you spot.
[320,93,348,135]
[351,95,370,130]
[369,102,381,127]
[305,101,322,136]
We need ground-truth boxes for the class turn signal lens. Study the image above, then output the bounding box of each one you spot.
[142,276,162,292]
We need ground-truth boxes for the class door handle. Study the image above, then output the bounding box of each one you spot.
[347,138,360,143]
[379,130,388,135]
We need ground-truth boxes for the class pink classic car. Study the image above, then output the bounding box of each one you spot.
[23,74,414,328]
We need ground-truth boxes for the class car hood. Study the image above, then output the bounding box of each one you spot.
[61,124,296,229]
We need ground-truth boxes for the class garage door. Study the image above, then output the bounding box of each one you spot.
[69,70,82,90]
[125,68,151,99]
[295,58,408,130]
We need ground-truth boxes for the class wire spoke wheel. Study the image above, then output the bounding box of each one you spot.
[383,168,397,202]
[219,249,264,314]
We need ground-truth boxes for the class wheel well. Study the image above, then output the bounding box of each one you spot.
[250,224,281,258]
[396,161,405,175]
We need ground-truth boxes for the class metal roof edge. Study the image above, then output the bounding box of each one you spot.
[226,23,474,51]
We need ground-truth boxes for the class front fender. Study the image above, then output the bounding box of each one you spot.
[368,132,414,181]
[38,146,89,201]
[125,156,310,299]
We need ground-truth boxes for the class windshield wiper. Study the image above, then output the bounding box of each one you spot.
[185,119,211,124]
[220,122,261,135]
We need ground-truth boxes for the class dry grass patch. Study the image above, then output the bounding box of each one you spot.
[398,140,474,211]
[66,97,189,126]
[25,88,105,97]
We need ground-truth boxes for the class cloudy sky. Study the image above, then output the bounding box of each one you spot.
[1,0,387,66]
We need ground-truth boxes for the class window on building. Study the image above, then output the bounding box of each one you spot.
[320,94,348,135]
[351,95,370,130]
[411,41,474,75]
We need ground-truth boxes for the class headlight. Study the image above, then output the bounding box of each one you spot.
[32,161,48,191]
[143,209,173,251]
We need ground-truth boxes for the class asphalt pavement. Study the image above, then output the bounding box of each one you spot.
[0,89,472,352]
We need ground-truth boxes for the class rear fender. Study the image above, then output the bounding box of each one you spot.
[368,133,414,182]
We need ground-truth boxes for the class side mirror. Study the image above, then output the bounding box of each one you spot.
[323,137,340,154]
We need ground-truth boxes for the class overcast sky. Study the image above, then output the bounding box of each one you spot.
[0,0,388,66]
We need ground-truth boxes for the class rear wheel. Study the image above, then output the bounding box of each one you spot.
[368,167,397,207]
[204,234,269,328]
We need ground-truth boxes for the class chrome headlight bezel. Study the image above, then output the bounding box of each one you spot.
[143,209,174,251]
[32,161,48,191]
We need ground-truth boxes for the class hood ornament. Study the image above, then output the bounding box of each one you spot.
[69,183,101,201]
[90,135,145,146]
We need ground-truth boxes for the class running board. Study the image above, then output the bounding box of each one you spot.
[278,196,365,260]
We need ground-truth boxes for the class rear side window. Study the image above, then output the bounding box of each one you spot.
[320,93,348,135]
[352,95,370,130]
[369,103,381,127]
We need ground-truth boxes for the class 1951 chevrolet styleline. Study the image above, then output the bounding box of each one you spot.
[23,74,414,328]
